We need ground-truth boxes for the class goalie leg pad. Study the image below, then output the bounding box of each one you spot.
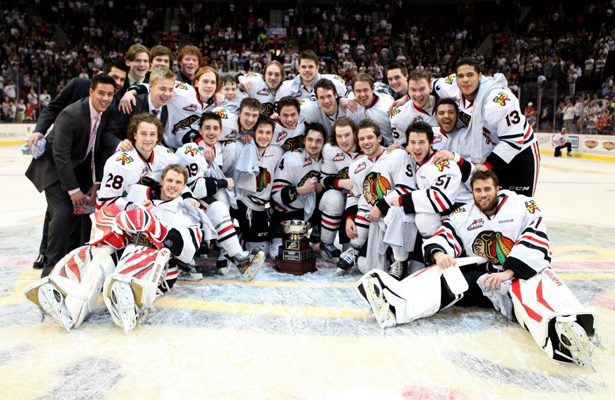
[509,268,599,366]
[356,261,475,327]
[103,246,172,333]
[23,245,117,331]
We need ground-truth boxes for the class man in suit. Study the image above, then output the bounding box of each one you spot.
[119,67,175,129]
[25,75,122,277]
[26,59,128,269]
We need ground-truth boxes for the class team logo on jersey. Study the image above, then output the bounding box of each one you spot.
[303,157,312,167]
[390,108,401,117]
[184,146,198,156]
[525,200,540,214]
[482,130,492,144]
[223,140,235,145]
[298,170,321,188]
[445,75,455,85]
[332,153,345,162]
[183,104,198,112]
[175,82,188,90]
[459,111,472,127]
[246,72,259,77]
[363,172,391,205]
[434,160,450,172]
[292,92,302,98]
[173,115,200,134]
[333,75,345,84]
[413,116,424,123]
[493,92,510,107]
[116,154,134,165]
[472,231,514,265]
[166,148,175,154]
[467,218,484,231]
[433,135,442,145]
[255,167,271,192]
[354,161,367,174]
[453,206,466,213]
[282,137,301,152]
[277,130,288,142]
[338,166,350,179]
[257,88,270,96]
[226,130,238,139]
[213,108,229,119]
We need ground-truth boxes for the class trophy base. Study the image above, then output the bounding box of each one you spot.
[274,258,317,275]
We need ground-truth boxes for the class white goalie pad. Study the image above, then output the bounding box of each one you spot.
[23,245,117,332]
[103,245,172,334]
[355,257,485,328]
[509,268,601,368]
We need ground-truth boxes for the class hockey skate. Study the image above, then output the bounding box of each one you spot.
[227,247,265,281]
[216,249,230,275]
[30,280,74,333]
[356,274,397,329]
[337,247,359,274]
[555,316,603,371]
[388,260,406,280]
[106,279,139,335]
[321,242,341,259]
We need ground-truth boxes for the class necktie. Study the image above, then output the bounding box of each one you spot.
[152,108,160,118]
[87,114,101,182]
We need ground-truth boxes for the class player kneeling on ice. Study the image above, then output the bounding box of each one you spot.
[24,164,264,333]
[356,170,603,370]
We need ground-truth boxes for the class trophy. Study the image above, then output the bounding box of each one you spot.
[275,220,317,275]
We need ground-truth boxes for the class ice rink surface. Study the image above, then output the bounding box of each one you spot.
[1,145,614,400]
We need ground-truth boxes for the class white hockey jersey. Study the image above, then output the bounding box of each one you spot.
[210,104,249,142]
[271,117,307,151]
[423,190,550,279]
[346,93,394,145]
[235,143,285,211]
[346,149,415,213]
[271,148,323,213]
[320,143,364,189]
[96,145,178,211]
[399,151,472,215]
[431,127,450,151]
[300,99,365,139]
[390,100,437,145]
[235,72,277,116]
[164,81,217,150]
[275,73,347,102]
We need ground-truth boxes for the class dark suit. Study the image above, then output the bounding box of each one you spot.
[26,98,121,275]
[120,93,169,127]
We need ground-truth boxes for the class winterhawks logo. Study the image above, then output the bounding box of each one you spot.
[116,154,134,165]
[184,146,198,156]
[175,82,188,90]
[332,153,345,162]
[525,200,540,214]
[445,75,455,85]
[492,92,510,106]
[467,218,484,231]
[434,160,450,171]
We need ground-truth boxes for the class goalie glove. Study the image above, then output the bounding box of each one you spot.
[115,205,169,249]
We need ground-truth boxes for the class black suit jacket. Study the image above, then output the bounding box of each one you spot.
[120,93,169,127]
[26,98,121,192]
[35,78,124,135]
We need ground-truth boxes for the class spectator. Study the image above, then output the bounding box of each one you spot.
[552,127,572,157]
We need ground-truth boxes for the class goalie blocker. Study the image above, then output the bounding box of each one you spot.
[356,258,602,370]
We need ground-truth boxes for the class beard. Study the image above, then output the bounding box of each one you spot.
[474,195,499,214]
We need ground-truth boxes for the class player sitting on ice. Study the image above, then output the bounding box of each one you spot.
[356,170,603,370]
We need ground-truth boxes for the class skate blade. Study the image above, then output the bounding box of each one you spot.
[38,283,74,333]
[242,251,266,281]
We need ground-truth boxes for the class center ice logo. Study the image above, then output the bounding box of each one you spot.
[492,92,510,107]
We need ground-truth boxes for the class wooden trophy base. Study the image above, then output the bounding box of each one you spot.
[274,237,317,275]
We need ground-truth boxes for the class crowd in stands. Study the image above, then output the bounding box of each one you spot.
[1,0,615,134]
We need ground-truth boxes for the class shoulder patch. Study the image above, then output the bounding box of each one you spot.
[116,154,134,165]
[175,82,188,90]
[525,200,540,214]
[166,148,175,154]
[434,160,450,171]
[214,108,229,119]
[492,92,510,107]
[445,74,455,85]
[453,206,466,214]
[390,108,401,117]
[184,146,198,156]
